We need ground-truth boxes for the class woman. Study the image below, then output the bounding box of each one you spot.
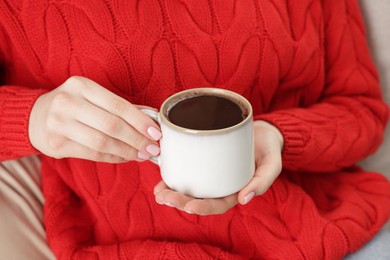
[0,0,389,259]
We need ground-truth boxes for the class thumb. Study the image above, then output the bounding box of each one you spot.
[238,152,282,205]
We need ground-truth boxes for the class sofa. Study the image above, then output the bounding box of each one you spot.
[358,0,390,230]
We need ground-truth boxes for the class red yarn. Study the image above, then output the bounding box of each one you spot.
[0,0,389,259]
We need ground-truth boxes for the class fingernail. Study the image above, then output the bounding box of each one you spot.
[137,151,150,160]
[243,191,255,205]
[184,208,193,214]
[147,127,162,141]
[155,198,164,205]
[146,144,160,156]
[164,202,174,207]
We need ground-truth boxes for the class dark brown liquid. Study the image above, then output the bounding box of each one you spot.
[168,95,245,130]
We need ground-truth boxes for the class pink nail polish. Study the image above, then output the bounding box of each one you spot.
[184,209,193,214]
[243,191,255,205]
[146,144,160,156]
[137,151,150,160]
[147,127,162,141]
[155,198,164,205]
[164,202,174,207]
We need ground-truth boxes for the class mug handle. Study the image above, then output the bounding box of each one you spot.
[140,108,160,165]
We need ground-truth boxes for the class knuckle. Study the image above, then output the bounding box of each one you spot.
[92,134,108,150]
[110,97,126,116]
[46,115,61,131]
[50,92,74,114]
[131,134,147,149]
[89,151,103,161]
[90,152,122,163]
[104,118,121,134]
[64,76,91,93]
[52,92,71,107]
[122,148,137,161]
[111,156,126,163]
[65,76,84,87]
[48,135,65,149]
[256,185,269,196]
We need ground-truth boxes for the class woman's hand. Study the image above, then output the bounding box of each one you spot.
[154,120,284,215]
[29,76,162,163]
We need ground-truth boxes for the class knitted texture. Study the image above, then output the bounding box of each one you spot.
[0,0,389,259]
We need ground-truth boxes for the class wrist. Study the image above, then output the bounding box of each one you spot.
[253,120,284,151]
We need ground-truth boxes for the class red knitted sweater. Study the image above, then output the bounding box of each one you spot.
[1,0,389,259]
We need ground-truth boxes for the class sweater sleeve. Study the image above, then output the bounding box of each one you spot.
[255,0,389,172]
[0,85,47,161]
[0,23,49,160]
[0,21,50,161]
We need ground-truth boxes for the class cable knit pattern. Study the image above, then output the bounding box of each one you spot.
[0,0,389,259]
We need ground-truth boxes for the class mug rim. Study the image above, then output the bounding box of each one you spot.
[159,88,253,135]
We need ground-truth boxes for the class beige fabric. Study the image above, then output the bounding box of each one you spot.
[0,156,55,260]
[359,0,390,179]
[359,0,390,231]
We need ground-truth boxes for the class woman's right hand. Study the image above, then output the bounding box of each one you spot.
[28,76,162,163]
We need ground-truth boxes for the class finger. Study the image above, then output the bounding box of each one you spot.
[154,185,193,211]
[58,119,141,161]
[154,181,239,216]
[70,77,162,141]
[183,193,238,216]
[72,98,159,156]
[153,180,169,195]
[238,152,282,205]
[53,138,128,163]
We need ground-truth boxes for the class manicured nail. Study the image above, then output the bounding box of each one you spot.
[147,127,162,141]
[137,151,150,160]
[146,144,160,156]
[164,202,174,207]
[243,191,255,205]
[155,198,164,205]
[184,208,193,214]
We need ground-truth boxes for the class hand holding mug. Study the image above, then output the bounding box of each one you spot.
[154,120,284,215]
[143,88,256,199]
[29,76,162,163]
[141,87,283,215]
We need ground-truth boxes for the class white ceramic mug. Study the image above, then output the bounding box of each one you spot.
[142,88,255,198]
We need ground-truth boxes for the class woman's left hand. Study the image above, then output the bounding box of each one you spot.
[153,120,284,216]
